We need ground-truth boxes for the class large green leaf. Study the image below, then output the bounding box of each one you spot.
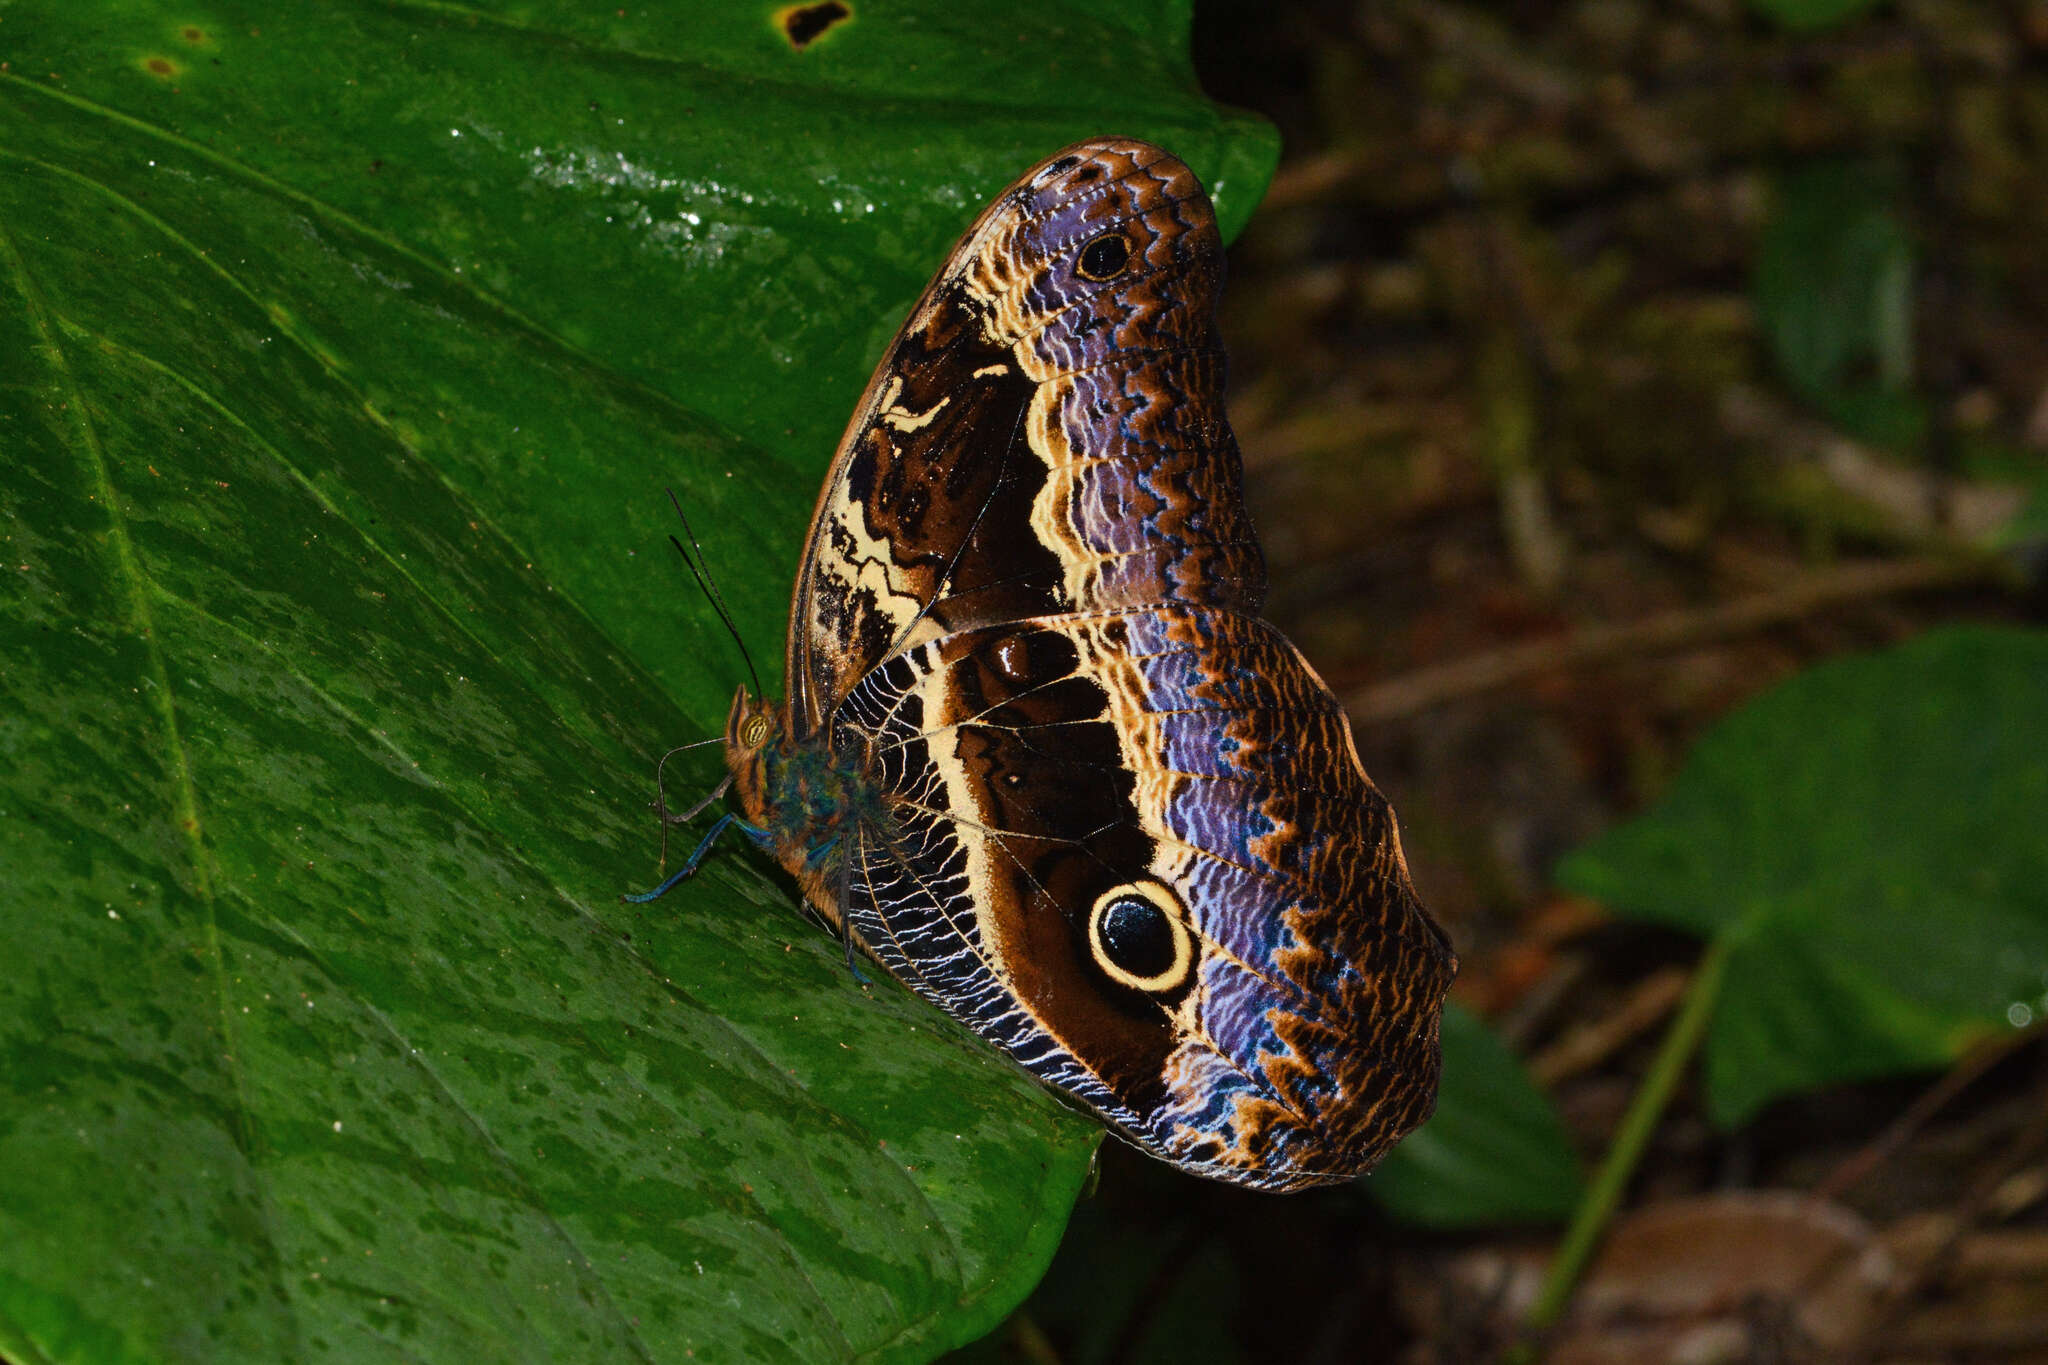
[0,3,1277,1361]
[5,3,1276,717]
[1558,627,2048,1127]
[1366,1004,1583,1227]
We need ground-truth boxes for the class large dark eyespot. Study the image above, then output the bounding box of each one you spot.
[1075,232,1132,282]
[1087,880,1193,993]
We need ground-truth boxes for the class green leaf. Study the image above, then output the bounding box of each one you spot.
[1558,627,2048,1127]
[5,4,1277,713]
[0,3,1278,1362]
[1755,159,1926,451]
[945,1196,1252,1365]
[1366,1005,1583,1227]
[1745,0,1889,32]
[1958,435,2048,550]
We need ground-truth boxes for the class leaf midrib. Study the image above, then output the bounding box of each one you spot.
[0,206,306,1356]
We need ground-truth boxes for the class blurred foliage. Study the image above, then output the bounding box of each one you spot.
[1756,159,1924,451]
[1559,626,2048,1126]
[951,1196,1256,1365]
[1748,0,1891,33]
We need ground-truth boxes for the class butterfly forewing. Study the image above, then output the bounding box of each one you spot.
[787,141,1263,733]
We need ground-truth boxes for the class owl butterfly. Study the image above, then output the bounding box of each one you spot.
[656,139,1455,1191]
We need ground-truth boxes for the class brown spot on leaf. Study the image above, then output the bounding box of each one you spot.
[180,26,205,43]
[778,1,850,50]
[143,56,177,77]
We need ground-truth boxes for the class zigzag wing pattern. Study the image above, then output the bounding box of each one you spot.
[723,139,1455,1191]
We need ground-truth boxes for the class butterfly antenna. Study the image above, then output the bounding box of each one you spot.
[645,738,730,872]
[664,488,764,700]
[651,736,727,824]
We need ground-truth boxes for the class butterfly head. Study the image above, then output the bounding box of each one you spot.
[723,686,778,757]
[723,687,782,823]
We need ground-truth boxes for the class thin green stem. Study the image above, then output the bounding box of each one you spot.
[1509,937,1732,1361]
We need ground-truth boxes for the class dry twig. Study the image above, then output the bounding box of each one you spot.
[1344,556,1990,724]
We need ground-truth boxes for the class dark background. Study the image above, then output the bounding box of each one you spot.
[953,1,2048,1360]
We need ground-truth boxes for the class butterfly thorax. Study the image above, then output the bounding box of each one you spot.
[723,688,887,928]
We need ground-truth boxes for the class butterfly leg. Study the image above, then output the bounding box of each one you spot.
[621,811,755,903]
[649,769,732,874]
[837,827,872,987]
[661,772,734,826]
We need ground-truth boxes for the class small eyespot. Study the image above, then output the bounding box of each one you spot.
[739,713,772,748]
[1075,232,1132,282]
[1087,880,1193,993]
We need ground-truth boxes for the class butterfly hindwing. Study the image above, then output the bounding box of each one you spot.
[831,604,1450,1186]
